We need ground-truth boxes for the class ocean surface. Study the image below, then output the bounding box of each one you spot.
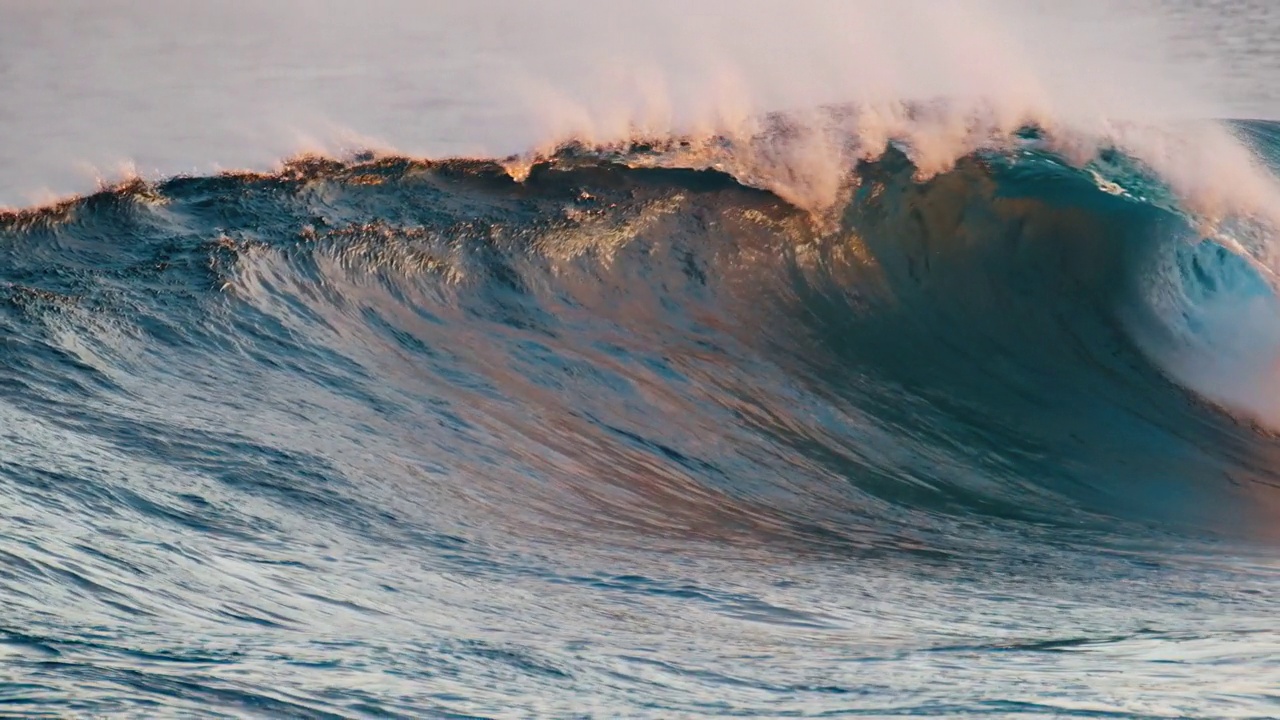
[2,2,1280,718]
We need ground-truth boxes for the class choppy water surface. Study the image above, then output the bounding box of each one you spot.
[2,2,1280,718]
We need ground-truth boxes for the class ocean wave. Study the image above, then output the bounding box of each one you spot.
[3,118,1280,553]
[7,1,1280,713]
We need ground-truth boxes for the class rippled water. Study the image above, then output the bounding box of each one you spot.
[2,2,1280,719]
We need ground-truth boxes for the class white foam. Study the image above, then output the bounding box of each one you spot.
[0,1,1251,201]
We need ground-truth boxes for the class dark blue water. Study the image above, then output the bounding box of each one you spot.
[0,122,1278,718]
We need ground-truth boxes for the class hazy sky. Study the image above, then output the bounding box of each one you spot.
[0,1,1268,204]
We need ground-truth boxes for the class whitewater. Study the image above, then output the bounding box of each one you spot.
[1,1,1279,717]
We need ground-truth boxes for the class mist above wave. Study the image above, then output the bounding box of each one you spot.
[0,1,1253,201]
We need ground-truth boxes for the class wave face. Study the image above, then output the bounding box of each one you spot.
[1,122,1279,716]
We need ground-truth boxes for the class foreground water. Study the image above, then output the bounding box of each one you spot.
[2,2,1280,718]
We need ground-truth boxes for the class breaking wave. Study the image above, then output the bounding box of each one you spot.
[4,114,1280,552]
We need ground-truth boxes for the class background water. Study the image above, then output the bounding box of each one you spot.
[1,2,1280,719]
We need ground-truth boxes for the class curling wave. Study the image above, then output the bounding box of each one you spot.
[3,118,1280,555]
